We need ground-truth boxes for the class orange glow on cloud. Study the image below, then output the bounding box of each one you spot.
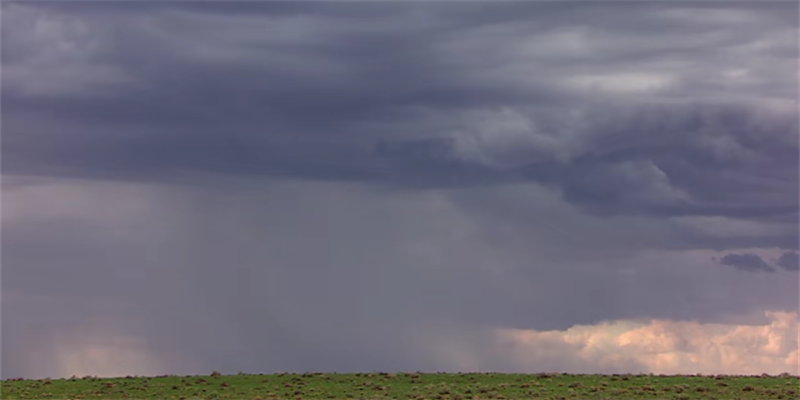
[48,323,167,378]
[496,311,799,375]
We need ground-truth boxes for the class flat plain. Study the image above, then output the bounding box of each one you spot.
[1,372,798,400]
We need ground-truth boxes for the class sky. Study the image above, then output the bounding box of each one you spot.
[1,0,799,379]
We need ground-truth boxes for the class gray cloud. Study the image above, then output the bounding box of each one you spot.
[4,178,797,380]
[777,251,800,272]
[3,2,797,221]
[2,1,798,379]
[719,253,775,273]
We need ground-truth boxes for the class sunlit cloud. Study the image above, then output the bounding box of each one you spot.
[496,311,799,375]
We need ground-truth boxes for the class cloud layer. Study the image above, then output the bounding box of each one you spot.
[719,253,776,273]
[3,2,797,218]
[2,1,797,379]
[495,311,799,375]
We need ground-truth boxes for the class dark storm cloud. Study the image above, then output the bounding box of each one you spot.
[2,1,798,379]
[519,103,798,221]
[777,251,800,272]
[3,1,797,222]
[719,253,775,273]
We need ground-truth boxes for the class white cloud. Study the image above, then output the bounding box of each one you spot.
[495,311,799,375]
[448,107,569,168]
[566,73,676,94]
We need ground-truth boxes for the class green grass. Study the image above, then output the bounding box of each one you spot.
[1,372,798,400]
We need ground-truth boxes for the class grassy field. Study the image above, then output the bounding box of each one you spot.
[1,372,798,400]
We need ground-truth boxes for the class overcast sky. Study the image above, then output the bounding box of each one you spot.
[2,1,798,379]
